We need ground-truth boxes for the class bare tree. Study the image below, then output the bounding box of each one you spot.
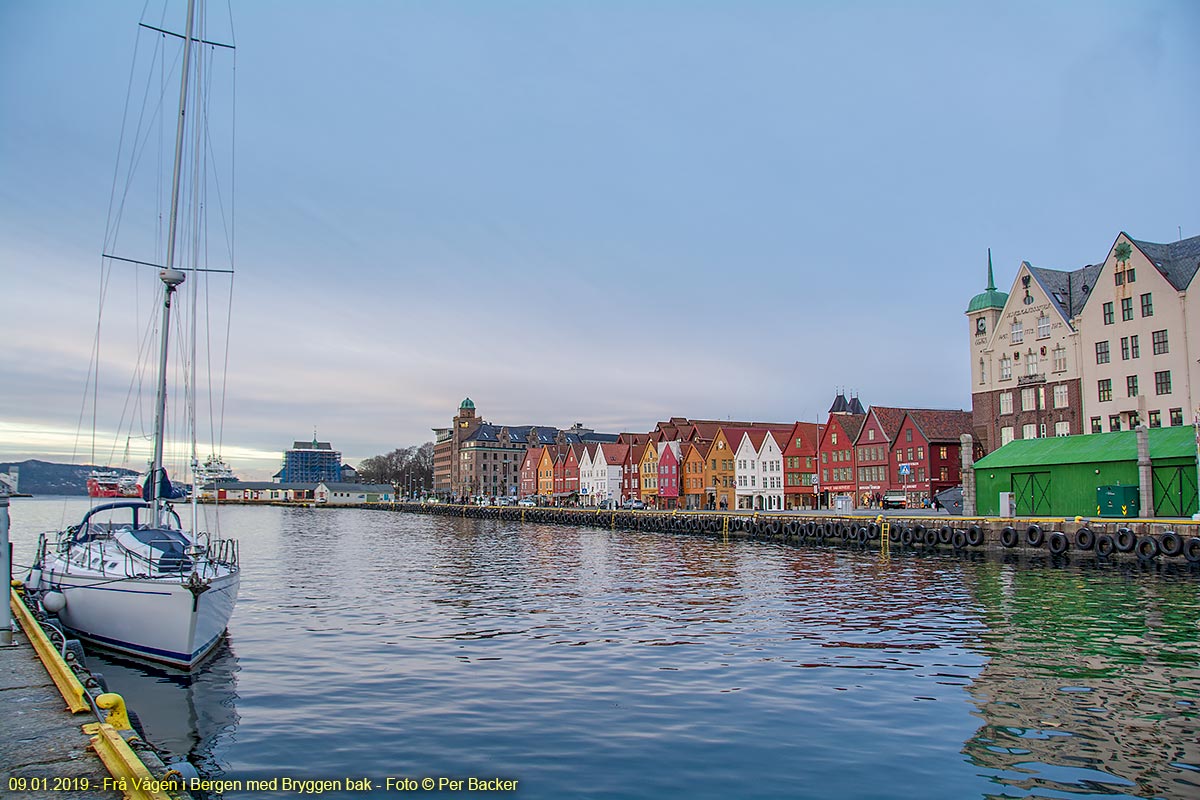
[357,443,434,495]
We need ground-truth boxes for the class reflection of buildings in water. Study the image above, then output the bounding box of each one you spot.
[963,563,1200,798]
[92,638,240,777]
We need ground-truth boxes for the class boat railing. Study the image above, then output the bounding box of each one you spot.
[187,532,238,575]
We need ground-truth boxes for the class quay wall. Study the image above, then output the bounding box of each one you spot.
[361,502,1200,564]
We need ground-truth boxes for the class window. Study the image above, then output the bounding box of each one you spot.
[1152,330,1168,355]
[1121,297,1133,321]
[1141,293,1153,317]
[979,358,986,383]
[906,429,913,442]
[1103,302,1114,325]
[1026,352,1039,376]
[1098,379,1112,402]
[1131,335,1139,358]
[1053,345,1066,372]
[1127,375,1138,397]
[1091,417,1102,434]
[868,429,875,441]
[1022,423,1037,440]
[939,467,948,481]
[1095,341,1110,364]
[1037,315,1050,338]
[1170,408,1183,426]
[1000,427,1014,446]
[1109,415,1121,432]
[1127,268,1135,283]
[917,447,924,460]
[1021,387,1037,411]
[1011,320,1024,343]
[938,446,948,459]
[1053,384,1069,408]
[1121,337,1129,360]
[1000,357,1012,381]
[1114,270,1125,286]
[999,393,1013,414]
[1155,371,1172,395]
[1055,421,1071,436]
[1148,410,1161,428]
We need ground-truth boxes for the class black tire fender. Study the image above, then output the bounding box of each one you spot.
[1026,524,1044,548]
[1159,531,1183,558]
[1074,527,1095,551]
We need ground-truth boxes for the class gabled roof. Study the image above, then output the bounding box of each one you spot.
[975,425,1195,468]
[825,413,867,442]
[628,443,648,464]
[1130,233,1200,291]
[847,396,866,415]
[784,422,823,454]
[862,406,909,443]
[1026,261,1103,322]
[906,409,973,443]
[829,393,850,413]
[598,443,629,464]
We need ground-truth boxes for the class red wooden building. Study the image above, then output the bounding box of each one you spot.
[782,421,823,509]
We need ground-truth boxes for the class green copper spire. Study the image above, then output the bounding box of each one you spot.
[967,248,1008,313]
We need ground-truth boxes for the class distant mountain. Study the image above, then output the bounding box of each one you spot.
[0,460,139,496]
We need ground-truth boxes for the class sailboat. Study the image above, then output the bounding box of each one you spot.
[29,0,240,669]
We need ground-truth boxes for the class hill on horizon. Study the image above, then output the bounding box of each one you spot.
[0,459,140,496]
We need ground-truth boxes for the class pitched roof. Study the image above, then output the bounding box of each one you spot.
[864,406,909,442]
[847,396,866,415]
[1026,262,1103,321]
[599,443,629,464]
[831,414,868,441]
[975,425,1195,468]
[907,409,973,443]
[829,393,849,413]
[1130,234,1200,291]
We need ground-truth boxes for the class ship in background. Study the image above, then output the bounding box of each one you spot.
[194,455,238,489]
[86,468,142,498]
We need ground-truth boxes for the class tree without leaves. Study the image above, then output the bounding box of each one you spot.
[358,443,434,495]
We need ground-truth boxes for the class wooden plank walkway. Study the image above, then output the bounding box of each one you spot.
[0,627,120,800]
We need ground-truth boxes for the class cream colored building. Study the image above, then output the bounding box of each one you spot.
[969,232,1199,453]
[1078,233,1199,434]
[967,251,1093,453]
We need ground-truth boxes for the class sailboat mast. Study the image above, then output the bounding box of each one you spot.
[151,0,198,513]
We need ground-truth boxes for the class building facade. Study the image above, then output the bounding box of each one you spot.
[969,233,1198,455]
[1077,233,1199,436]
[280,438,343,483]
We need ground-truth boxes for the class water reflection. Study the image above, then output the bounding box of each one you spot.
[91,636,241,779]
[964,561,1200,799]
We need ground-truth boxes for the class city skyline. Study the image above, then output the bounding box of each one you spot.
[2,1,1198,480]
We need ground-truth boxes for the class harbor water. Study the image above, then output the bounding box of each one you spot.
[7,497,1199,799]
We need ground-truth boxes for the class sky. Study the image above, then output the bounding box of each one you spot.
[2,0,1198,481]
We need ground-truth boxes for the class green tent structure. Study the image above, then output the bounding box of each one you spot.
[974,426,1198,518]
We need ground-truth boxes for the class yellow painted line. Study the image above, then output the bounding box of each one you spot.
[83,722,178,800]
[10,588,88,713]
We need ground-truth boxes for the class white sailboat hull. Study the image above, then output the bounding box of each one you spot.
[42,563,239,669]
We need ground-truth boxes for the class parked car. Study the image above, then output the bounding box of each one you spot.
[517,498,537,507]
[622,499,646,510]
[882,491,907,509]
